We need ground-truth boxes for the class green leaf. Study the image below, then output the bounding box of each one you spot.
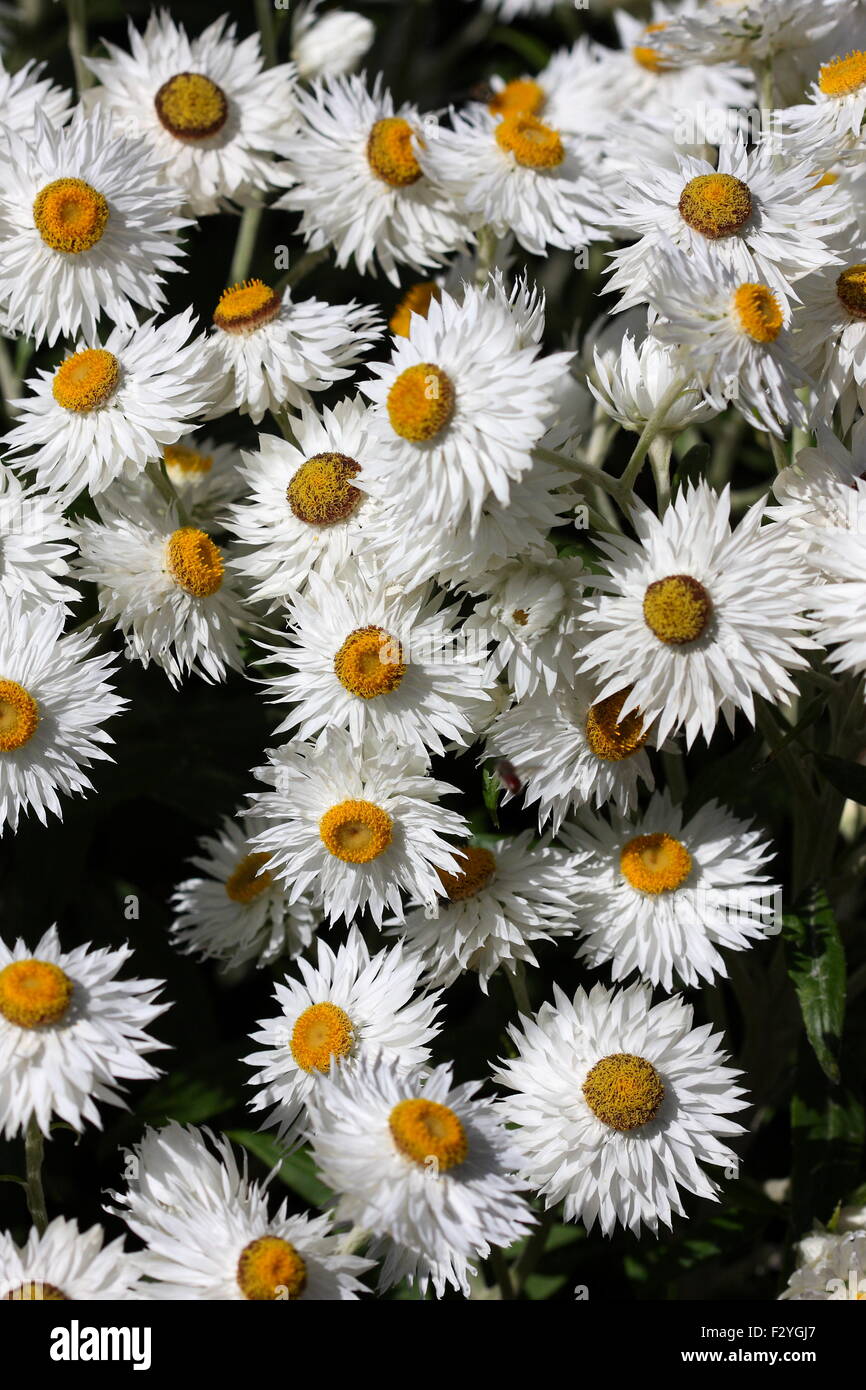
[790,1043,865,1235]
[813,752,866,805]
[0,1175,27,1188]
[489,25,551,70]
[137,1070,236,1126]
[226,1130,332,1208]
[783,884,846,1083]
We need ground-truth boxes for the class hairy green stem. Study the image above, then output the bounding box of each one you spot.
[25,1117,48,1234]
[65,0,93,94]
[229,206,264,287]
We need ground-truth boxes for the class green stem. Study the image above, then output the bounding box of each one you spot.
[65,0,93,94]
[229,206,264,287]
[507,961,532,1018]
[616,377,686,501]
[512,1207,553,1294]
[490,1247,515,1300]
[532,445,622,501]
[255,0,278,67]
[0,338,21,413]
[767,431,789,473]
[649,435,673,513]
[276,247,332,295]
[145,459,190,525]
[25,1118,48,1234]
[474,224,499,287]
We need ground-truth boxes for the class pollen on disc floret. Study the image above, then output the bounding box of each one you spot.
[488,79,546,117]
[4,1283,69,1301]
[366,117,423,187]
[334,626,407,699]
[165,527,225,598]
[582,1052,665,1131]
[0,679,40,752]
[388,1097,468,1172]
[495,112,565,170]
[290,1001,355,1074]
[318,798,393,863]
[620,832,693,894]
[0,958,74,1029]
[678,173,753,240]
[213,280,282,334]
[836,265,866,321]
[386,362,455,442]
[154,71,229,142]
[731,283,783,343]
[632,22,675,73]
[437,845,496,901]
[224,852,272,904]
[236,1236,307,1301]
[52,348,120,413]
[33,177,110,255]
[164,444,214,475]
[818,50,866,98]
[287,452,363,525]
[585,689,650,762]
[643,574,712,645]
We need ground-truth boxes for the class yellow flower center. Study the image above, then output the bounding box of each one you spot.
[585,689,649,762]
[583,1053,665,1131]
[0,679,39,753]
[286,452,362,525]
[52,348,120,413]
[633,22,676,73]
[731,282,783,342]
[164,444,214,476]
[813,170,839,188]
[236,1236,307,1301]
[3,1283,68,1301]
[437,845,496,902]
[836,264,866,321]
[32,178,109,255]
[678,173,752,239]
[389,281,442,338]
[367,117,423,187]
[154,72,229,141]
[213,279,282,334]
[0,959,74,1029]
[333,626,406,699]
[818,50,866,98]
[495,112,565,170]
[620,831,693,894]
[290,1001,355,1074]
[488,78,546,116]
[165,527,224,598]
[643,574,712,645]
[389,1098,468,1172]
[319,799,393,863]
[386,363,455,442]
[225,852,272,904]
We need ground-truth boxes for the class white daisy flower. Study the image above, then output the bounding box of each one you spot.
[291,2,374,81]
[589,326,717,433]
[649,0,836,68]
[780,1229,866,1300]
[0,1218,144,1301]
[0,105,188,346]
[809,485,866,684]
[782,49,866,160]
[419,103,607,257]
[487,681,656,833]
[246,726,468,926]
[0,57,72,143]
[494,980,748,1235]
[484,39,618,140]
[562,789,781,992]
[259,564,494,759]
[462,554,586,700]
[85,12,297,215]
[170,811,319,971]
[74,496,249,686]
[0,466,74,611]
[647,240,808,437]
[769,423,866,572]
[578,481,816,747]
[4,310,215,500]
[245,925,441,1147]
[273,72,469,284]
[0,599,126,835]
[391,831,579,993]
[225,396,387,605]
[308,1054,534,1297]
[0,924,167,1139]
[109,1122,372,1300]
[794,257,866,431]
[204,277,381,425]
[155,433,246,531]
[360,281,570,531]
[606,134,843,313]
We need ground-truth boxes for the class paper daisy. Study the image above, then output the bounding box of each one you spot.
[647,241,808,437]
[0,1219,144,1301]
[419,103,607,257]
[359,281,570,531]
[578,481,816,747]
[0,106,188,346]
[494,980,748,1235]
[226,396,386,604]
[0,57,71,143]
[484,39,617,141]
[204,277,381,425]
[4,310,215,500]
[0,466,74,611]
[770,424,866,573]
[0,924,167,1139]
[589,325,717,434]
[562,789,781,992]
[0,599,126,835]
[648,0,835,68]
[780,1229,866,1300]
[462,555,586,700]
[794,258,866,431]
[170,811,319,970]
[487,681,656,833]
[259,563,494,759]
[110,1122,372,1300]
[392,831,579,993]
[606,134,842,313]
[246,726,468,926]
[273,72,469,283]
[308,1054,534,1297]
[74,496,249,686]
[153,433,246,531]
[782,49,866,160]
[85,12,297,215]
[291,2,374,81]
[245,926,442,1147]
[809,486,866,685]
